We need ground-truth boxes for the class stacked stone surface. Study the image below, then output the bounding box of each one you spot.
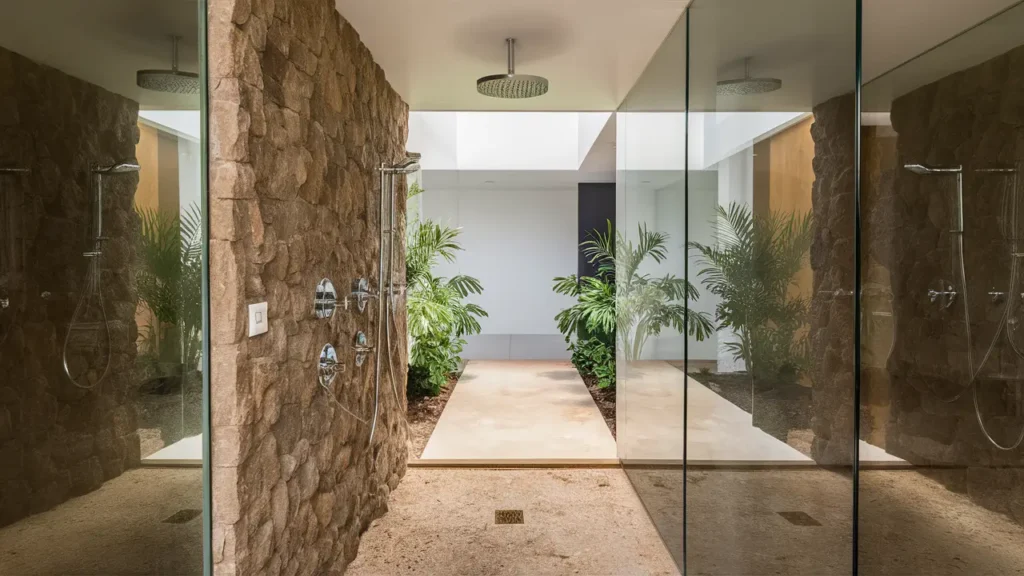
[208,0,410,573]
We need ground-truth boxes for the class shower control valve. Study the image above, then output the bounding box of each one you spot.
[318,343,345,389]
[344,278,378,313]
[989,290,1007,304]
[353,331,374,367]
[928,281,958,310]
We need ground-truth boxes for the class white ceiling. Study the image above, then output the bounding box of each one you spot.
[0,0,201,109]
[1,0,1018,115]
[334,0,690,111]
[624,0,1023,112]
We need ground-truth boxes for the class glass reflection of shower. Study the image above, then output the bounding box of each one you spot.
[0,167,29,347]
[62,161,141,389]
[905,162,1024,450]
[369,152,419,444]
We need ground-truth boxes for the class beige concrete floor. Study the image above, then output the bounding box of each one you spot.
[0,468,203,575]
[420,361,618,461]
[347,468,679,575]
[626,466,1024,575]
[619,361,810,462]
[620,361,903,465]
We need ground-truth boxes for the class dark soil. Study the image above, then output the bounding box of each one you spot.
[687,369,811,442]
[582,374,616,438]
[406,374,458,458]
[688,370,753,413]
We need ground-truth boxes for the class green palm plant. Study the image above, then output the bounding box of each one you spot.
[554,220,714,368]
[135,203,203,381]
[689,202,813,386]
[406,219,487,396]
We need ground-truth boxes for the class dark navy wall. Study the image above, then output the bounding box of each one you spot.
[578,183,616,279]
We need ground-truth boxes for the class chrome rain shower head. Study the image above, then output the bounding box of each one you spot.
[904,164,963,175]
[477,38,549,99]
[137,36,199,95]
[716,58,782,96]
[93,162,141,174]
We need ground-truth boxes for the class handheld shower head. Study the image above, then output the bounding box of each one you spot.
[381,153,421,174]
[905,164,963,175]
[93,162,141,175]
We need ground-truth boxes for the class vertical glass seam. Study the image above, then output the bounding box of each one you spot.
[853,0,864,573]
[198,0,213,573]
[682,7,690,576]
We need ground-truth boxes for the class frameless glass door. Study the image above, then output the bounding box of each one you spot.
[0,1,209,574]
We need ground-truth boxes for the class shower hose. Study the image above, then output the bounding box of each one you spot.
[926,176,1024,451]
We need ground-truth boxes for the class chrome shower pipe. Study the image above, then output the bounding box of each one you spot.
[90,162,141,253]
[369,163,388,445]
[904,163,1024,450]
[369,154,420,446]
[0,167,30,174]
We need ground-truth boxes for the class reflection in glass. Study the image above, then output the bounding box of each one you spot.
[860,2,1024,573]
[0,1,206,574]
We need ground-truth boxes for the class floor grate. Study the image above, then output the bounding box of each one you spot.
[494,509,525,525]
[163,509,202,524]
[777,511,821,526]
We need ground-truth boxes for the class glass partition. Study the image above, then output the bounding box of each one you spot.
[615,14,689,571]
[859,2,1024,573]
[684,1,858,574]
[0,1,209,574]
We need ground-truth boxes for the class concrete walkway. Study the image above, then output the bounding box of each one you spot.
[419,360,618,462]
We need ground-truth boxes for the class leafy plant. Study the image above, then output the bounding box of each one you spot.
[555,220,714,365]
[553,221,714,385]
[572,337,616,388]
[406,218,487,396]
[135,203,203,378]
[690,202,813,386]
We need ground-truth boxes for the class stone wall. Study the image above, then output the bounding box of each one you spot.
[0,46,140,526]
[883,44,1024,523]
[809,93,857,465]
[207,0,410,573]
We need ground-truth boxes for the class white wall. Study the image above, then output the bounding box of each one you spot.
[421,185,579,360]
[714,147,755,373]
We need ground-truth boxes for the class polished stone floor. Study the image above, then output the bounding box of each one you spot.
[627,466,1024,575]
[348,468,678,575]
[0,468,203,576]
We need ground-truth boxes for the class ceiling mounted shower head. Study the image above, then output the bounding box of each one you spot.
[476,38,549,99]
[137,36,199,95]
[716,58,782,96]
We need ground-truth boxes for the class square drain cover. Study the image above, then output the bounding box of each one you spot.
[163,509,202,524]
[494,509,524,525]
[777,511,821,526]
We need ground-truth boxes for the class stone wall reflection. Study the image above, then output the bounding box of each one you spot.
[0,45,140,526]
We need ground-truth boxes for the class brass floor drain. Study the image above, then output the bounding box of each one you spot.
[777,511,821,526]
[163,509,202,524]
[494,509,524,525]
